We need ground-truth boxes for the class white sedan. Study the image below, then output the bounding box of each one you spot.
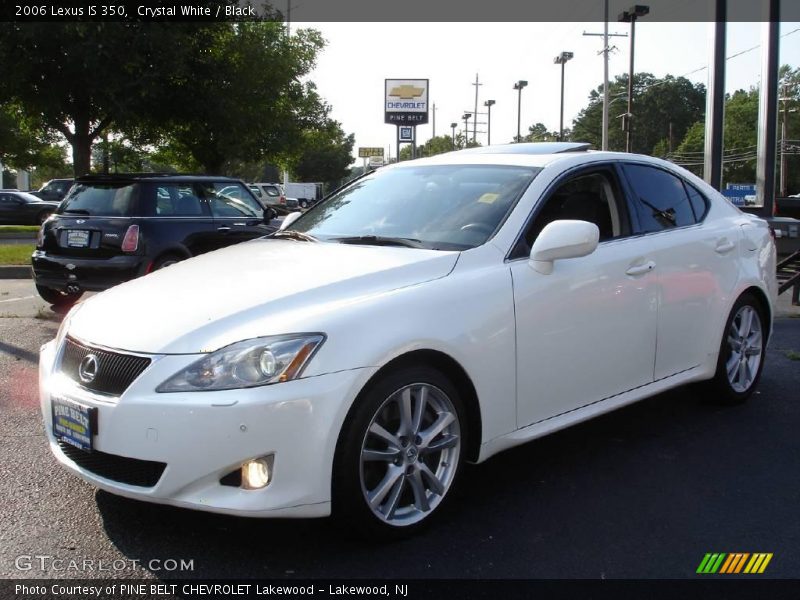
[39,143,777,537]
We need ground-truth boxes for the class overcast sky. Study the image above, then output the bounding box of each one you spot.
[300,21,800,162]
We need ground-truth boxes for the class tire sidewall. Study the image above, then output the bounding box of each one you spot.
[333,365,467,539]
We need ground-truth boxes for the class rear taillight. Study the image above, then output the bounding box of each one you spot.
[121,225,140,252]
[36,226,45,247]
[279,195,286,205]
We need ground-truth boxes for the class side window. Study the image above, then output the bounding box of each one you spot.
[622,164,697,233]
[151,185,205,216]
[685,183,709,221]
[202,183,263,219]
[512,170,629,259]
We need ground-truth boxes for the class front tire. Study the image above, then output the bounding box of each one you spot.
[35,284,82,308]
[333,366,466,539]
[708,293,767,404]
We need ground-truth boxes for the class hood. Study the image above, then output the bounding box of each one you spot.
[68,239,459,354]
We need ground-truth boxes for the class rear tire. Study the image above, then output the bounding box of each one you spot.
[707,293,767,404]
[36,284,82,308]
[299,199,309,209]
[151,253,184,271]
[333,365,466,540]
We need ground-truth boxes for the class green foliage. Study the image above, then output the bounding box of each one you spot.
[522,123,559,142]
[291,120,354,188]
[571,73,705,154]
[0,244,35,265]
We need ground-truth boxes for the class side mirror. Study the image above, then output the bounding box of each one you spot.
[529,220,599,275]
[263,207,278,222]
[279,211,303,231]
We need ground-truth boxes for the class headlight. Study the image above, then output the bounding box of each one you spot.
[55,303,81,348]
[156,333,325,393]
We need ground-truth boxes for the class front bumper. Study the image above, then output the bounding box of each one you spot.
[39,339,375,518]
[32,250,147,292]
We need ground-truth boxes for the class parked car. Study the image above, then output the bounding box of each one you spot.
[39,144,776,538]
[0,190,61,225]
[31,178,74,203]
[32,174,277,306]
[285,181,321,209]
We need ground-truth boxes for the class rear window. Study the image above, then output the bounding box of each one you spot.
[59,183,137,217]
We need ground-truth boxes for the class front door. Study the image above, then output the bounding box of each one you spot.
[509,166,659,428]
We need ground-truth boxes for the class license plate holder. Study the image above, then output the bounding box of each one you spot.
[52,396,97,452]
[66,230,90,248]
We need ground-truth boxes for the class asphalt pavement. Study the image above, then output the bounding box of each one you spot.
[1,281,799,581]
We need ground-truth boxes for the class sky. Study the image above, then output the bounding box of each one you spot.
[298,21,800,163]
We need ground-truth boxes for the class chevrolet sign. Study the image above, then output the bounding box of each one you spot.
[385,79,429,125]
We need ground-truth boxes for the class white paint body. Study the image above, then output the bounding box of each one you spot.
[39,151,777,518]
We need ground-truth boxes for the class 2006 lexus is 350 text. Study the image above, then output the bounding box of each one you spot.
[39,143,777,538]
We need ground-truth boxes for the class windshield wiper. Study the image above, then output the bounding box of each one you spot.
[331,235,426,248]
[270,230,318,242]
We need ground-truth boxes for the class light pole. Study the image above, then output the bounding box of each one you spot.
[462,113,472,148]
[513,80,528,142]
[618,5,649,153]
[450,122,457,149]
[484,100,496,146]
[553,52,574,142]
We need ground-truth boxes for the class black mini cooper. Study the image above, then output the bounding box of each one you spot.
[32,174,278,306]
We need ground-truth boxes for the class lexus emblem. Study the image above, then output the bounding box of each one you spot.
[78,354,99,384]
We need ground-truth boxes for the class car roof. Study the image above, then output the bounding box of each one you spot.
[75,173,242,183]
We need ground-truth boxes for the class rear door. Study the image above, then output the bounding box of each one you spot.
[618,162,739,379]
[143,183,218,257]
[201,181,274,247]
[0,194,24,224]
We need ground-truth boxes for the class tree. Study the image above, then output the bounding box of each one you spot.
[0,103,58,170]
[522,122,558,142]
[291,120,355,187]
[0,22,201,176]
[571,73,705,154]
[150,22,330,174]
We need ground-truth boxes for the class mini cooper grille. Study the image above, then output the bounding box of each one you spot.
[60,337,151,396]
[57,441,166,488]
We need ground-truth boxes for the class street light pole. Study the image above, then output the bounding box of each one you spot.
[618,5,649,153]
[462,113,472,148]
[450,122,457,149]
[513,80,528,142]
[554,52,574,142]
[484,99,496,146]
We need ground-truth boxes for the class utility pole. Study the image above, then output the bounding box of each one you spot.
[583,2,627,151]
[618,5,650,153]
[472,74,482,144]
[432,103,437,138]
[484,100,496,146]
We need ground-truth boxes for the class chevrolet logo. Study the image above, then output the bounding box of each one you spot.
[390,85,425,99]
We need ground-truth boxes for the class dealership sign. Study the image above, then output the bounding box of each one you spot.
[358,147,385,158]
[385,79,429,125]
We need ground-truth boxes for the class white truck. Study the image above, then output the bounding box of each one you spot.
[284,182,322,209]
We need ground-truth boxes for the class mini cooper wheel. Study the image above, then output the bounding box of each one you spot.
[334,366,465,538]
[709,293,767,404]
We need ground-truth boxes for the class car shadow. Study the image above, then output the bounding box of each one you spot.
[93,381,759,580]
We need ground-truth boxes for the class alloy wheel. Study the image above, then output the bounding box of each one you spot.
[725,305,763,393]
[359,383,461,526]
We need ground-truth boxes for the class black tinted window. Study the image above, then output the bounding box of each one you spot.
[148,185,206,216]
[202,183,263,218]
[59,183,137,216]
[685,183,708,221]
[622,164,696,232]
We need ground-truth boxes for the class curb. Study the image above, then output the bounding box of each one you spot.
[0,233,36,240]
[0,265,32,279]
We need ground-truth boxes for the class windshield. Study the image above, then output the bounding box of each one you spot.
[59,182,137,216]
[290,165,539,250]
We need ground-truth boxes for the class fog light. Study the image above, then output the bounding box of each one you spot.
[241,455,274,490]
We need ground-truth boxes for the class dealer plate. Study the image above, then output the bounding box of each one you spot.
[66,230,90,248]
[52,396,97,452]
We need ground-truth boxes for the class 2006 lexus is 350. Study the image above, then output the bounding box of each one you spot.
[40,143,777,537]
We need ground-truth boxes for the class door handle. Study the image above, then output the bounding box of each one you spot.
[715,239,736,254]
[217,226,231,233]
[626,260,656,276]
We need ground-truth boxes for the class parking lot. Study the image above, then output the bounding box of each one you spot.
[0,278,797,580]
